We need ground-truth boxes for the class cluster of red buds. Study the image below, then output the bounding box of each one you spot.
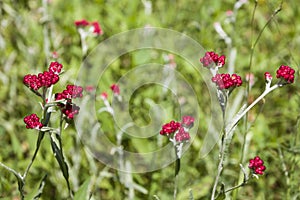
[200,51,226,67]
[276,65,295,84]
[200,51,243,92]
[24,114,43,129]
[61,103,80,120]
[160,120,181,136]
[55,84,84,119]
[212,73,243,90]
[55,85,83,101]
[160,116,194,143]
[74,19,103,35]
[110,84,120,96]
[48,61,63,74]
[248,156,266,175]
[23,61,62,91]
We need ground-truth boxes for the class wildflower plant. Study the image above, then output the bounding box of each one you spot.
[200,49,296,199]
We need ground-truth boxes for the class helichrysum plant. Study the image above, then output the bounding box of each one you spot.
[200,51,295,200]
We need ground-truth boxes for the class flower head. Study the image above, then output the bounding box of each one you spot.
[24,114,43,129]
[55,84,83,100]
[48,61,63,74]
[276,65,295,84]
[248,156,266,175]
[85,85,95,93]
[110,84,120,95]
[211,73,242,90]
[160,120,181,135]
[200,51,226,68]
[100,92,108,100]
[62,103,80,119]
[23,71,59,91]
[90,21,103,35]
[74,19,89,27]
[181,116,194,128]
[175,127,190,142]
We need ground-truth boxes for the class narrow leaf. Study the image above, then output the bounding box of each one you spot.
[74,177,91,200]
[50,135,72,195]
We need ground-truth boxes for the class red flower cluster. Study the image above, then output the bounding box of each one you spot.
[74,19,89,27]
[212,73,242,90]
[160,116,194,143]
[49,61,63,74]
[110,84,120,95]
[175,127,190,142]
[248,156,266,175]
[74,19,103,35]
[276,65,295,84]
[181,115,194,128]
[24,114,43,129]
[264,72,272,82]
[55,84,83,119]
[90,21,103,35]
[55,85,83,100]
[23,62,63,90]
[61,103,80,119]
[160,120,181,135]
[100,92,108,100]
[200,51,226,67]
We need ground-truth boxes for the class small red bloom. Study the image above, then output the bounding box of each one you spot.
[248,156,266,175]
[85,85,95,92]
[23,70,59,90]
[110,84,120,95]
[212,73,242,90]
[217,55,226,66]
[200,51,226,68]
[48,61,63,74]
[175,127,190,142]
[24,114,43,129]
[181,116,194,128]
[276,65,295,83]
[23,74,42,90]
[160,120,181,135]
[55,84,83,100]
[91,21,103,35]
[100,92,108,100]
[62,103,80,119]
[74,19,89,27]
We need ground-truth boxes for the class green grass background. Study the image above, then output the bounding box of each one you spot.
[0,0,299,199]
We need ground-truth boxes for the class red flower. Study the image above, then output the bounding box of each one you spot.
[48,61,63,74]
[200,51,226,67]
[276,65,295,84]
[110,84,120,95]
[62,103,80,119]
[55,84,83,100]
[175,127,190,142]
[181,116,194,128]
[24,114,43,129]
[91,21,103,35]
[100,92,108,100]
[248,156,266,175]
[160,120,181,135]
[74,19,89,27]
[85,85,95,92]
[211,73,242,90]
[23,71,59,91]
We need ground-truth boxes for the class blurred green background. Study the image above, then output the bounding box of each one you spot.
[0,0,299,199]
